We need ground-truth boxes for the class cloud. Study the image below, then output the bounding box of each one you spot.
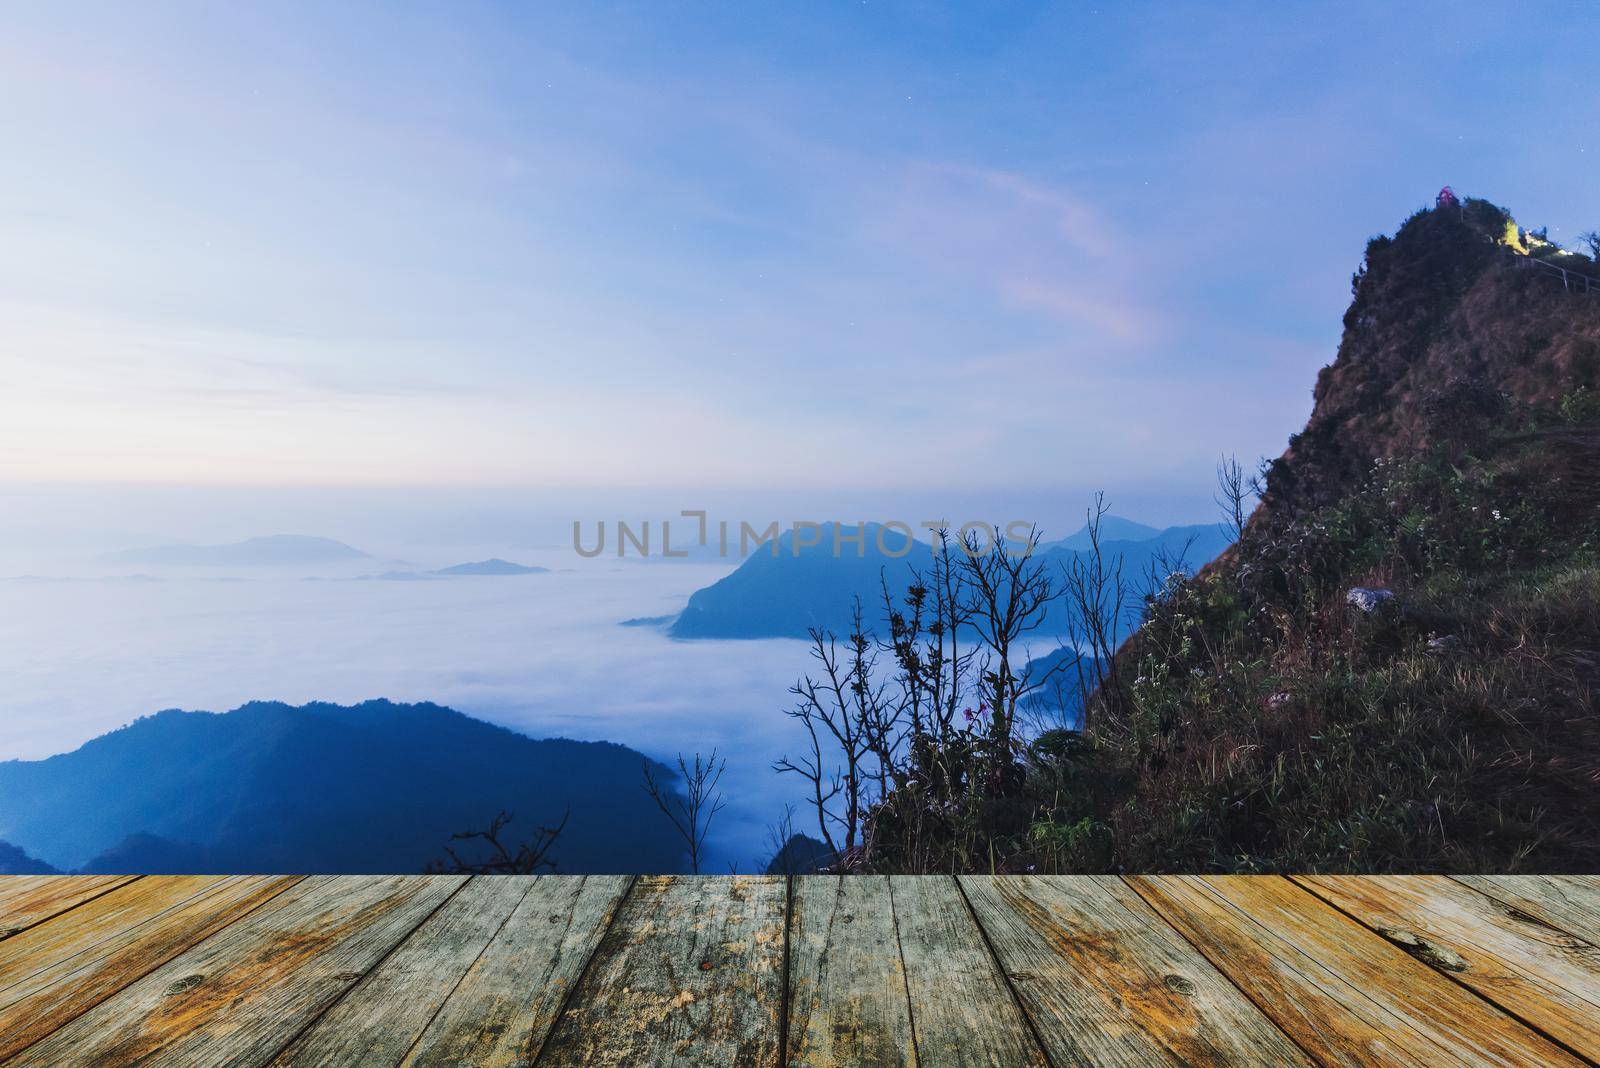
[7,296,469,371]
[939,165,1123,259]
[997,279,1155,344]
[862,161,1168,346]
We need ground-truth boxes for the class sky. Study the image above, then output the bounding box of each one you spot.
[2,1,1596,515]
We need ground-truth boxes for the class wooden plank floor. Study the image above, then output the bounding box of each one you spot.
[1,876,1596,1066]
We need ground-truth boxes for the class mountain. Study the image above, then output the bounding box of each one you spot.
[833,193,1600,876]
[0,839,60,875]
[1040,516,1162,552]
[669,519,1232,640]
[764,833,834,875]
[668,523,932,639]
[0,700,684,874]
[1039,523,1231,586]
[78,833,210,875]
[1043,194,1600,872]
[431,558,549,576]
[1018,646,1097,728]
[1257,196,1600,522]
[107,535,370,567]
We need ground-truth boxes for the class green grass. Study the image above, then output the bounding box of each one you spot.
[867,398,1600,874]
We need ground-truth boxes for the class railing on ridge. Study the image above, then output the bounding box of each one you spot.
[1506,249,1599,296]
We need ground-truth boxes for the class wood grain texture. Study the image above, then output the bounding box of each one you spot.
[960,875,1310,1066]
[536,875,786,1067]
[0,873,1586,1063]
[1455,876,1600,948]
[402,875,630,1068]
[8,874,467,1068]
[890,876,1046,1068]
[272,876,532,1066]
[0,875,138,938]
[0,875,299,1061]
[786,875,916,1067]
[406,876,630,1068]
[1296,875,1600,1060]
[1128,875,1580,1067]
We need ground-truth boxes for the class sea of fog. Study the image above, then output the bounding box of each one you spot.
[0,548,835,872]
[0,478,1174,872]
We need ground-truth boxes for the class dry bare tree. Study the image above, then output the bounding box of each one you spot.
[882,528,982,747]
[1058,494,1131,731]
[961,524,1057,757]
[427,809,569,874]
[775,522,1070,869]
[770,495,1266,871]
[773,607,895,858]
[1216,455,1250,539]
[642,750,728,874]
[1215,454,1267,539]
[763,804,799,874]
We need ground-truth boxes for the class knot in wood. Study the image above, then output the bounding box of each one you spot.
[164,974,205,997]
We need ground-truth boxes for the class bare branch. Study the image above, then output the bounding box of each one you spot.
[642,750,728,874]
[427,809,569,874]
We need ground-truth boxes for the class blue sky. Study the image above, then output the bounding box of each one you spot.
[2,1,1596,505]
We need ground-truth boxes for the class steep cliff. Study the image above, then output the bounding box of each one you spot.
[1260,197,1600,522]
[791,195,1600,876]
[1048,197,1600,873]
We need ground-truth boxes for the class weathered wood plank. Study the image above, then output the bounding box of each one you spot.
[275,875,631,1067]
[1296,875,1600,1060]
[0,875,299,1061]
[271,876,532,1066]
[1455,876,1600,947]
[0,875,139,938]
[0,878,262,992]
[1,872,1591,1065]
[959,875,1310,1066]
[403,875,631,1067]
[536,875,786,1067]
[0,876,103,916]
[891,876,1047,1068]
[1128,875,1579,1067]
[787,875,916,1067]
[8,874,467,1067]
[0,877,52,910]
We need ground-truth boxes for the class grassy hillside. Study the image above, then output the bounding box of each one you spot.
[1039,401,1600,873]
[1031,201,1598,873]
[805,196,1600,875]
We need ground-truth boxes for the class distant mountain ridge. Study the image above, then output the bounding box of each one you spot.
[0,700,683,874]
[668,518,1231,640]
[0,839,60,875]
[430,558,548,576]
[1040,516,1162,552]
[669,523,930,639]
[356,558,550,581]
[107,535,370,567]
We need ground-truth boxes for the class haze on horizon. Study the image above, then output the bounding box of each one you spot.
[2,1,1596,506]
